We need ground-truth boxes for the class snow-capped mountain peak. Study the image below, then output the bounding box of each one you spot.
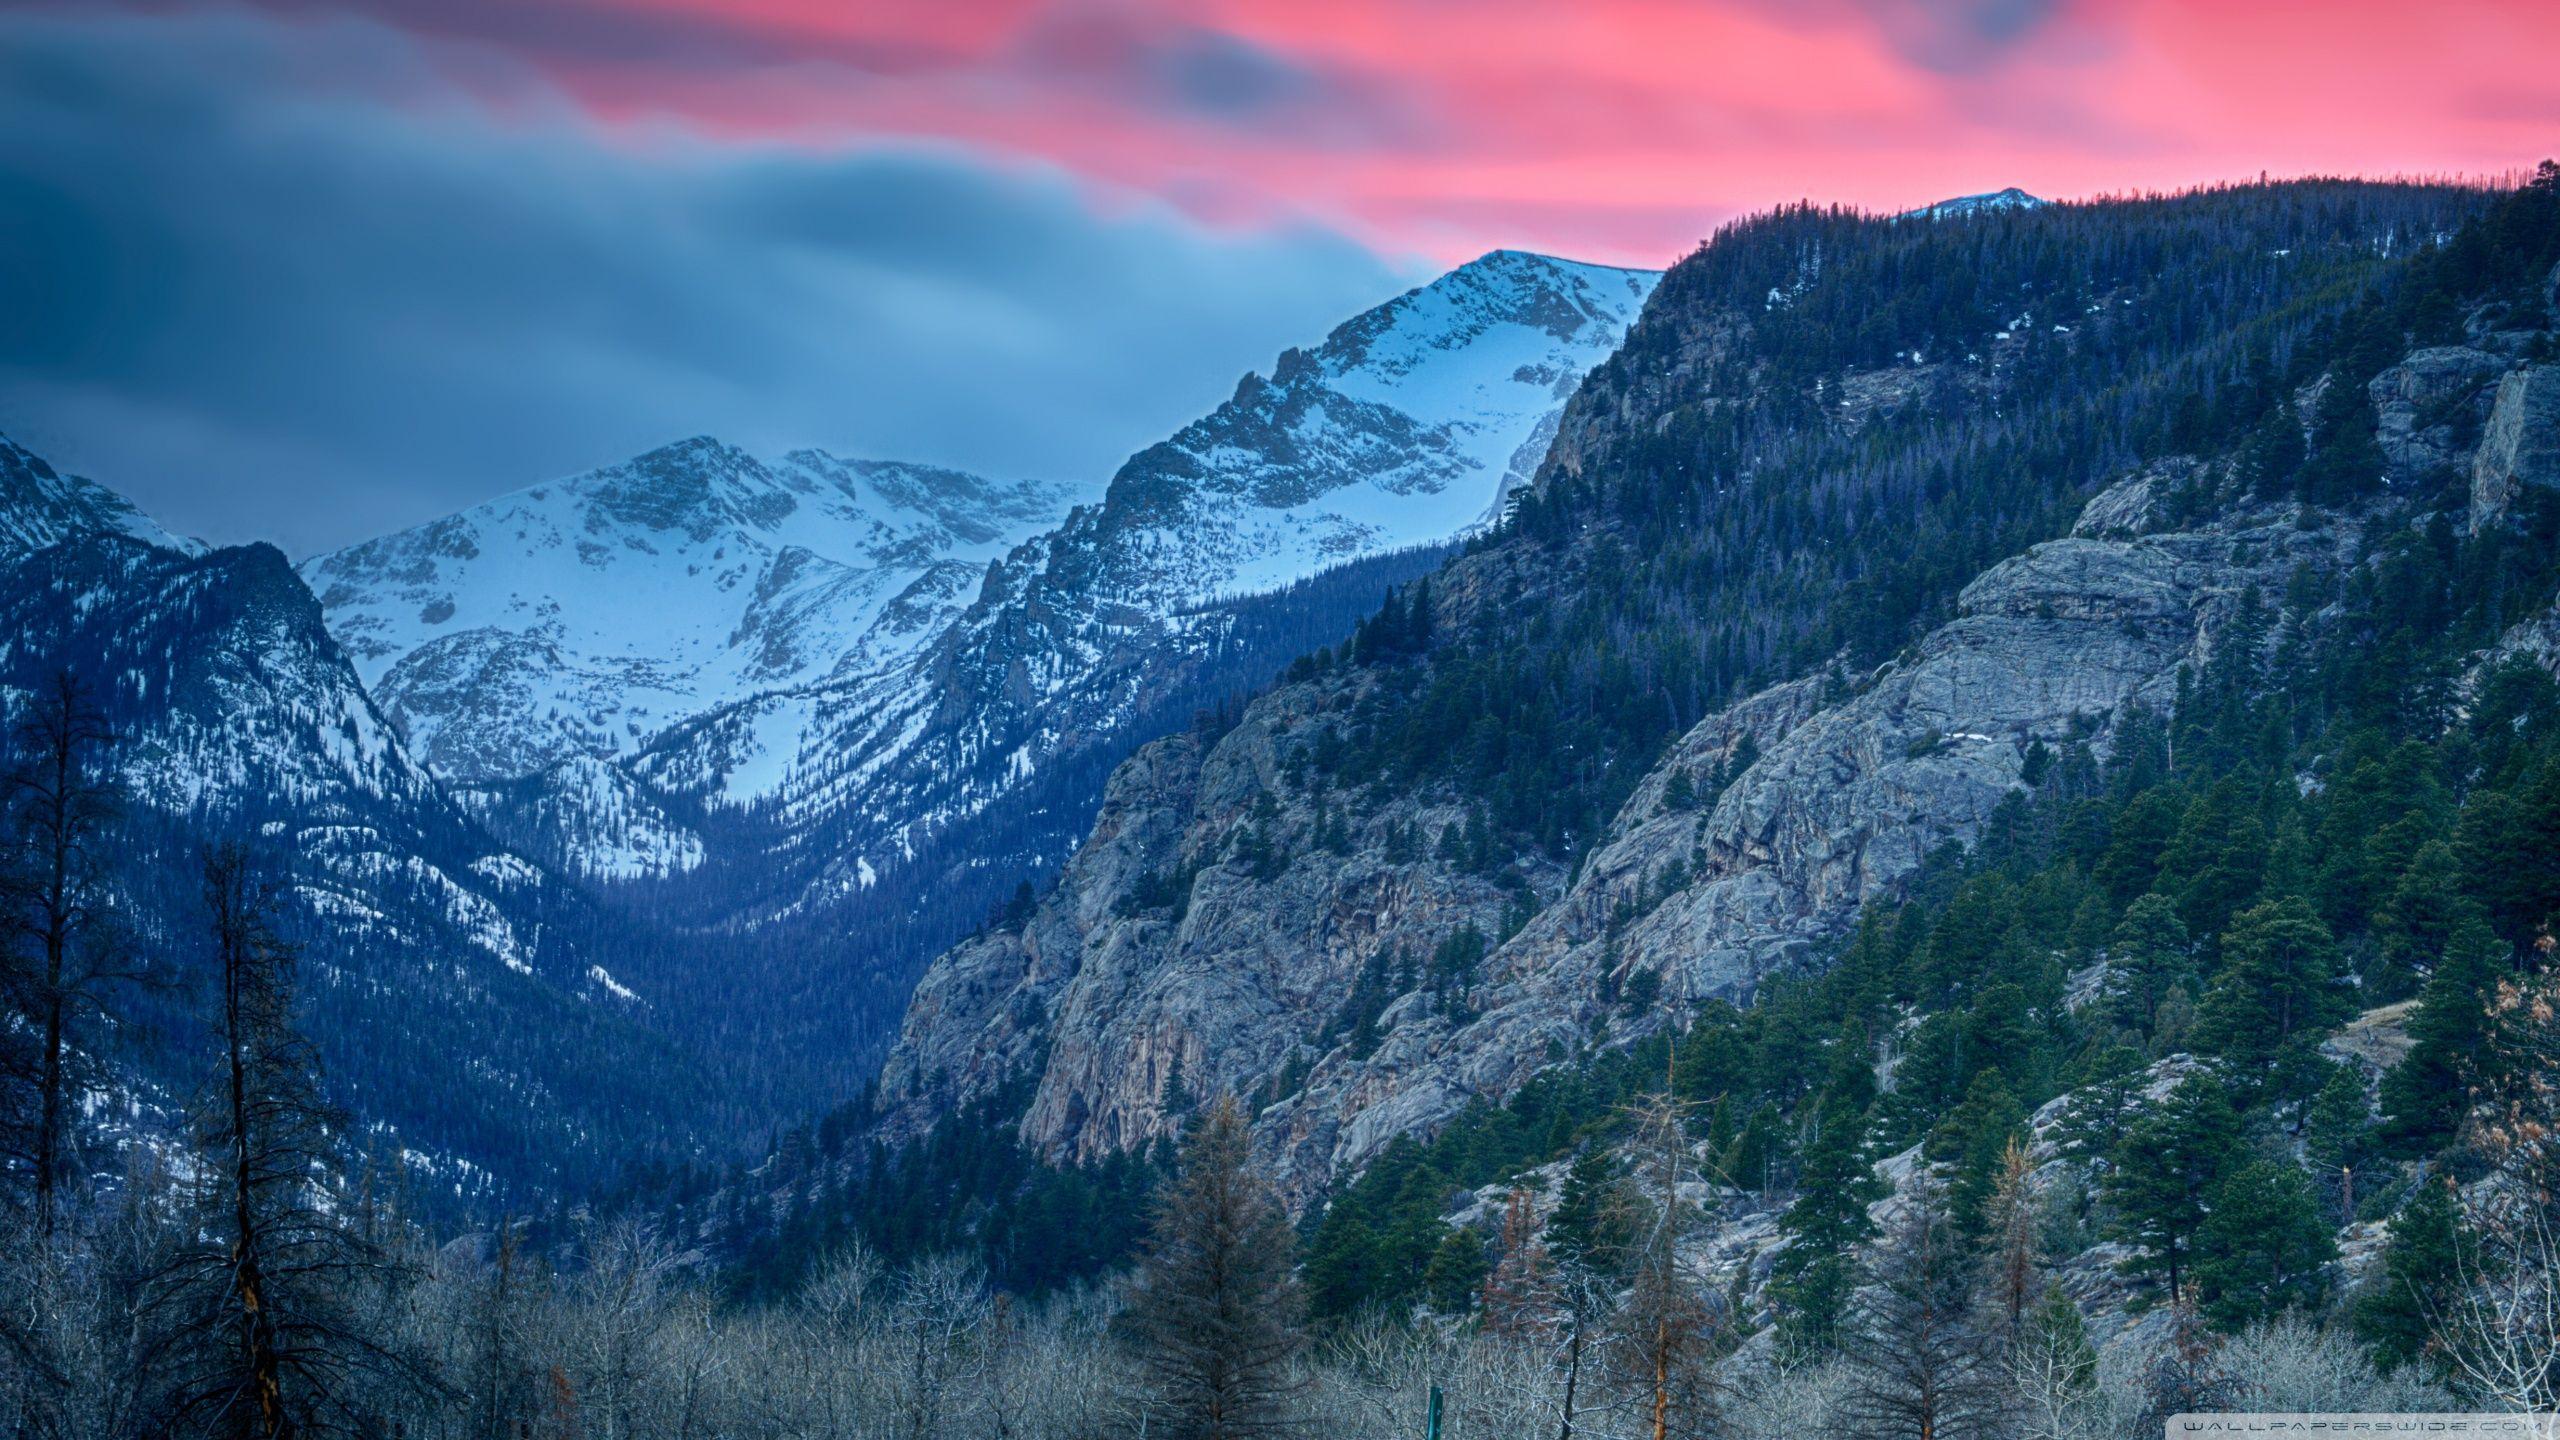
[601,246,1663,911]
[301,438,1084,790]
[0,433,198,556]
[1095,248,1662,595]
[1901,187,2048,220]
[307,247,1658,900]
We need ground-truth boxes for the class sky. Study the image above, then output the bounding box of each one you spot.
[2,1,2555,555]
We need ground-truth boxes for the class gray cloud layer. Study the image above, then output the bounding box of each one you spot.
[0,8,1413,554]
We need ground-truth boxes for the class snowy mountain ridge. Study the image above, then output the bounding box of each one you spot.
[299,437,1085,853]
[0,502,711,1203]
[602,248,1662,910]
[310,248,1658,900]
[0,433,198,555]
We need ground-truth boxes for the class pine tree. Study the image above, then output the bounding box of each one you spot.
[1771,1097,1882,1353]
[2353,1176,2463,1374]
[2380,916,2506,1147]
[2302,1062,2373,1220]
[1122,1095,1304,1439]
[135,844,425,1436]
[2193,896,2348,1067]
[2368,841,2470,1002]
[1927,1072,2026,1238]
[2191,1159,2336,1330]
[2104,1071,2240,1300]
[1547,1146,1624,1275]
[1421,1226,1488,1314]
[2101,895,2194,1042]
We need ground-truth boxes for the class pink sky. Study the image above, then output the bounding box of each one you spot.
[379,0,2560,266]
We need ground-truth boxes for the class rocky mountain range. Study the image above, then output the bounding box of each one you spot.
[300,439,1085,881]
[300,252,1656,930]
[0,436,714,1202]
[0,245,1661,1201]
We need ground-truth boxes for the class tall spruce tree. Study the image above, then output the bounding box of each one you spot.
[2101,895,2194,1043]
[2380,916,2507,1147]
[2193,896,2348,1068]
[1122,1094,1304,1440]
[1771,1095,1882,1354]
[2192,1159,2337,1330]
[2354,1177,2465,1375]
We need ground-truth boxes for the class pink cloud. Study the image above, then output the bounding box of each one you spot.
[188,0,2560,265]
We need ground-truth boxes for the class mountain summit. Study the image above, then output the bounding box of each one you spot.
[0,434,197,555]
[300,438,1082,818]
[1901,186,2047,219]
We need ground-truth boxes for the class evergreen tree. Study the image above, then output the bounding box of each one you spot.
[2380,916,2507,1147]
[1421,1227,1488,1315]
[2159,783,2270,948]
[2353,1177,2463,1375]
[1122,1095,1305,1439]
[2192,1160,2336,1330]
[2368,841,2470,1002]
[2193,897,2348,1067]
[2101,895,2195,1043]
[2302,1062,2374,1220]
[2104,1071,2241,1300]
[1928,1072,2027,1238]
[1547,1146,1625,1275]
[1772,1098,1882,1353]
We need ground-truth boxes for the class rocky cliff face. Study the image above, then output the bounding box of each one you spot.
[879,461,2348,1200]
[2471,364,2560,525]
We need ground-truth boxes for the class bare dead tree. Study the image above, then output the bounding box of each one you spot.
[1980,1138,2042,1346]
[1120,1093,1305,1440]
[887,1252,991,1440]
[134,843,432,1438]
[1840,1173,2006,1440]
[0,670,140,1236]
[1609,1091,1729,1440]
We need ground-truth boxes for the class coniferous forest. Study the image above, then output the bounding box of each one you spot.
[6,162,2560,1439]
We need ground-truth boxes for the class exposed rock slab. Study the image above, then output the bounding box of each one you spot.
[2472,364,2560,525]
